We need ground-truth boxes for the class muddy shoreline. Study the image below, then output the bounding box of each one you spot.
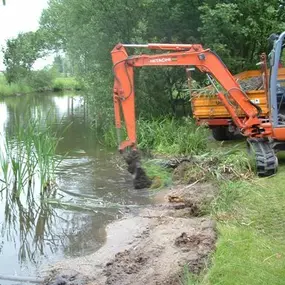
[42,183,217,285]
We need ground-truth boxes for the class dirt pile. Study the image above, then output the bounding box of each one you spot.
[191,75,263,98]
[42,183,217,285]
[238,76,263,91]
[102,217,215,285]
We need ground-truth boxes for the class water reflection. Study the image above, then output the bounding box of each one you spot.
[0,92,150,281]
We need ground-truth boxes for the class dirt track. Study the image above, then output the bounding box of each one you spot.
[43,183,217,285]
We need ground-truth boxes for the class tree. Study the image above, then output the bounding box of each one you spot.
[199,0,285,72]
[38,0,285,122]
[3,31,47,83]
[52,54,74,76]
[53,55,64,74]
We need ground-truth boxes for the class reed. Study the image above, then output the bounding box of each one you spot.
[0,115,65,195]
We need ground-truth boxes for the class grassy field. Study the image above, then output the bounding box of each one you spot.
[52,77,83,91]
[0,74,82,96]
[207,169,285,285]
[184,153,285,285]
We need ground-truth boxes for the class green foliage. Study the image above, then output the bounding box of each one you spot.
[52,54,74,76]
[138,117,208,155]
[199,1,285,72]
[2,30,48,83]
[142,161,172,189]
[26,68,55,91]
[53,77,82,91]
[1,115,64,193]
[201,169,285,285]
[37,0,285,130]
[0,72,81,96]
[0,74,33,96]
[103,117,209,155]
[171,147,253,187]
[38,0,205,121]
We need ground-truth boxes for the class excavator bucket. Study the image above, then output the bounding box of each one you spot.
[122,150,152,189]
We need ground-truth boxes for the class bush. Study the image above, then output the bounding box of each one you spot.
[26,69,55,91]
[103,117,209,155]
[0,74,33,96]
[52,77,83,91]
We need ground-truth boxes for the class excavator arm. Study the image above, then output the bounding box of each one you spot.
[111,43,272,151]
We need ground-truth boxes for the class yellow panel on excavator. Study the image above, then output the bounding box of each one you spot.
[191,68,285,120]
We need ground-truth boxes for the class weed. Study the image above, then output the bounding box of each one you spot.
[103,117,209,155]
[0,114,66,194]
[173,162,206,184]
[181,266,206,285]
[142,161,172,189]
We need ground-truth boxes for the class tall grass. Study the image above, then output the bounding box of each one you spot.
[103,117,209,155]
[0,74,83,96]
[52,77,83,91]
[0,116,64,195]
[0,114,69,264]
[0,75,33,96]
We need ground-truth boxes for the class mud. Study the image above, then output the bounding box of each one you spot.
[239,76,263,91]
[42,183,217,285]
[123,150,152,189]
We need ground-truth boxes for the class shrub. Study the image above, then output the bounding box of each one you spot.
[103,117,209,155]
[26,69,55,91]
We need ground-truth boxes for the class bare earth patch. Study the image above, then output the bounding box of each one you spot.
[43,183,217,285]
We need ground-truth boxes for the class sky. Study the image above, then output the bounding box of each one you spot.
[0,0,54,70]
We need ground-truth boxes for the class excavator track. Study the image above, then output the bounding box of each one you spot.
[247,139,278,177]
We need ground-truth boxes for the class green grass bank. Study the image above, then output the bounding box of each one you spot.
[164,141,285,285]
[102,117,285,284]
[0,74,83,96]
[193,166,285,285]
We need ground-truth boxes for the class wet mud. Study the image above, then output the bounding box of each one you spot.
[123,150,152,189]
[43,183,217,285]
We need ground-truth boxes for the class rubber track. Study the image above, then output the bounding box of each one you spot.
[248,139,278,177]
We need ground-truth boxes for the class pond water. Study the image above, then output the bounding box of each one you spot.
[0,92,151,283]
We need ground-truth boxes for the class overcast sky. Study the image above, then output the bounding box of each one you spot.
[0,0,54,70]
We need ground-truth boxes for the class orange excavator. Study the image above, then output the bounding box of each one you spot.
[111,33,285,187]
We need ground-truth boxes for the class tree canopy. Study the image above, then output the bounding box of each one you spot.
[3,30,48,83]
[39,0,285,74]
[3,0,285,119]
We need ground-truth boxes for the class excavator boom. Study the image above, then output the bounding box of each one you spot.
[111,43,271,151]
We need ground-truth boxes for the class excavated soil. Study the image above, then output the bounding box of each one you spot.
[239,76,263,91]
[42,183,217,285]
